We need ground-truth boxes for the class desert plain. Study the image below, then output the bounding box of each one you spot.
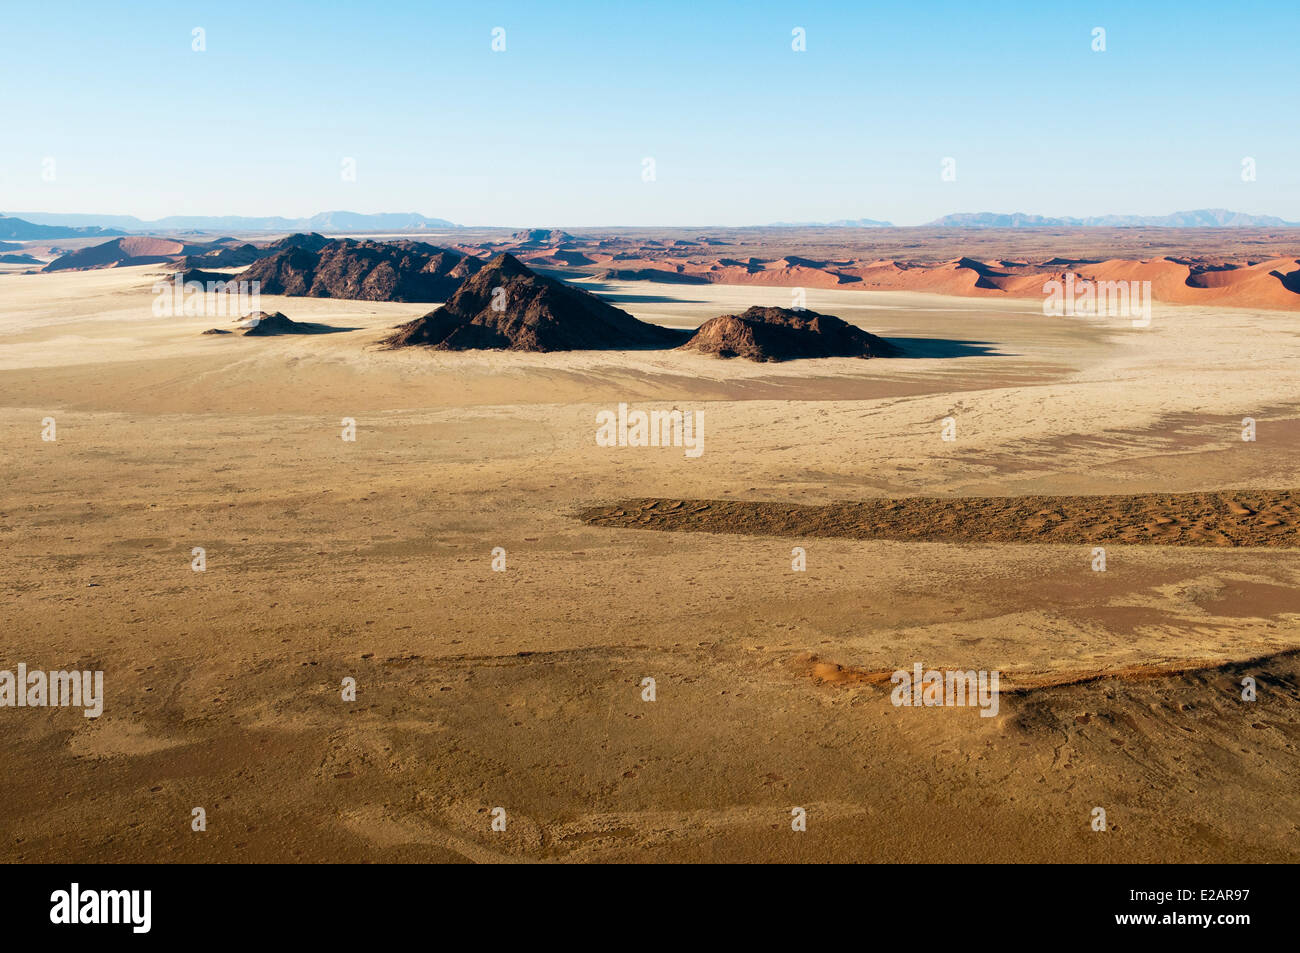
[1,237,1298,863]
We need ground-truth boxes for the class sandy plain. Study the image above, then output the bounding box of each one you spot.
[1,264,1297,862]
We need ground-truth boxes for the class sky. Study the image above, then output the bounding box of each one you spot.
[2,0,1297,226]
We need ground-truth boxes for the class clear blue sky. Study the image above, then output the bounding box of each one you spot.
[3,0,1296,226]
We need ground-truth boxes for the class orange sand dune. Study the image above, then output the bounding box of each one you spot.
[478,232,1300,310]
[41,236,187,272]
[1076,258,1193,301]
[1174,258,1298,308]
[666,255,1300,310]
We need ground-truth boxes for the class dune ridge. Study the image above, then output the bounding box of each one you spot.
[580,491,1300,547]
[803,647,1300,693]
[455,232,1300,311]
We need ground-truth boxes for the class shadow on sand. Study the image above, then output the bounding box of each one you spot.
[881,337,1007,358]
[265,322,360,335]
[591,291,712,305]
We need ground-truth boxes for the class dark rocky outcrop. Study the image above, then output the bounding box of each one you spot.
[597,267,709,284]
[510,228,575,246]
[181,242,262,268]
[679,306,903,361]
[265,232,332,253]
[176,267,238,285]
[231,238,480,301]
[384,253,688,351]
[203,311,343,336]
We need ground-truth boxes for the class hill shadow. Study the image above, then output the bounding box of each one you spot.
[626,329,695,349]
[882,337,1007,358]
[592,290,711,305]
[281,321,360,334]
[217,319,361,336]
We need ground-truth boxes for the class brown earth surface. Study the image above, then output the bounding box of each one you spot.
[1,261,1298,863]
[580,491,1300,547]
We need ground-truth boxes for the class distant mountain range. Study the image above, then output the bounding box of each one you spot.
[0,216,126,239]
[5,208,1297,239]
[0,211,459,235]
[768,209,1298,229]
[769,218,894,227]
[923,209,1300,228]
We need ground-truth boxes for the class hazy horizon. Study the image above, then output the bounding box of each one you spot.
[5,206,1300,232]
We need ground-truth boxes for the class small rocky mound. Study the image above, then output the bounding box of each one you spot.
[598,267,709,284]
[177,267,237,285]
[230,238,480,302]
[384,253,688,352]
[181,242,262,268]
[203,311,338,336]
[240,311,304,335]
[511,228,575,246]
[265,232,332,253]
[680,306,903,361]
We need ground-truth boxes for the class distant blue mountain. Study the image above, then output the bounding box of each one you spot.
[769,217,893,227]
[0,216,126,239]
[1,210,460,233]
[925,209,1300,228]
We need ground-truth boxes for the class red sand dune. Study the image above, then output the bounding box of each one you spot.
[42,236,187,272]
[674,254,1300,310]
[453,232,1300,312]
